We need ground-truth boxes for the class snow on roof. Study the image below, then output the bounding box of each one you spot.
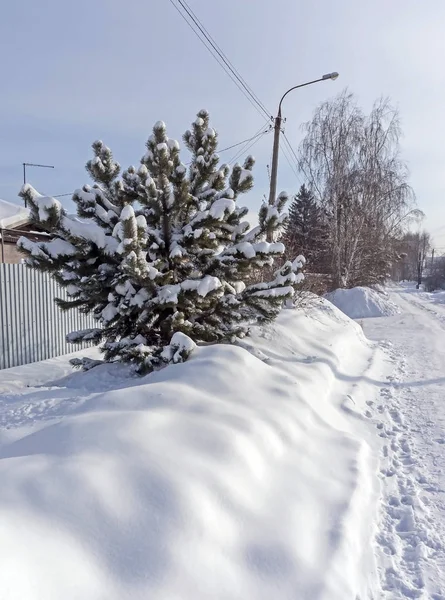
[0,198,30,229]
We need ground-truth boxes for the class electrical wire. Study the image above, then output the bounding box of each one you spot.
[54,5,274,200]
[280,139,301,185]
[282,131,300,165]
[228,134,266,165]
[228,122,271,164]
[172,0,270,119]
[218,129,271,154]
[175,0,270,119]
[280,141,302,186]
[168,0,271,121]
[229,132,270,166]
[280,131,303,186]
[51,127,272,197]
[169,0,265,120]
[226,122,268,164]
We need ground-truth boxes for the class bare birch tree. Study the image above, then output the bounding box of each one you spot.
[298,90,415,289]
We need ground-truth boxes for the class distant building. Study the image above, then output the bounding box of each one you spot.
[0,199,50,263]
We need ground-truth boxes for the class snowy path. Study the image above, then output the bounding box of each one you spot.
[364,286,445,599]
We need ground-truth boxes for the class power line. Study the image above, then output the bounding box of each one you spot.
[172,0,270,119]
[176,0,270,119]
[51,128,272,198]
[280,144,298,179]
[169,0,265,119]
[182,122,271,165]
[280,141,301,185]
[229,131,270,166]
[168,0,271,121]
[228,122,271,164]
[282,131,300,165]
[219,128,271,154]
[280,131,303,186]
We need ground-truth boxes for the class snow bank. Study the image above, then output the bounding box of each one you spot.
[0,300,380,600]
[326,286,400,319]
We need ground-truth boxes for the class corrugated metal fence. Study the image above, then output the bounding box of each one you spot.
[0,263,97,370]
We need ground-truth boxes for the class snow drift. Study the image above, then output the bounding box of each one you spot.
[326,286,400,319]
[0,299,381,600]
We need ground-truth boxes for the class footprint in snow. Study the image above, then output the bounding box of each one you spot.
[381,467,396,477]
[376,532,397,556]
[389,495,400,506]
[417,473,428,484]
[395,506,416,534]
[401,495,415,506]
[400,439,412,453]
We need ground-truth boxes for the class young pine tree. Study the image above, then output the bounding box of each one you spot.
[19,110,304,373]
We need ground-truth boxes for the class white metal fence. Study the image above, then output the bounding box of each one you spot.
[0,264,97,370]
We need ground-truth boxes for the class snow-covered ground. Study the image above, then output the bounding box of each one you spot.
[1,285,445,599]
[0,297,384,600]
[363,284,445,598]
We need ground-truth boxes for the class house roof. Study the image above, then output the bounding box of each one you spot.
[0,199,30,229]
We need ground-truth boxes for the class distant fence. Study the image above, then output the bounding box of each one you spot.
[0,264,97,370]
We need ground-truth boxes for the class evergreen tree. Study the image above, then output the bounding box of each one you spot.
[283,184,327,271]
[19,110,304,374]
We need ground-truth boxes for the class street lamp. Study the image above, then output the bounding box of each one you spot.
[268,72,339,207]
[22,162,55,207]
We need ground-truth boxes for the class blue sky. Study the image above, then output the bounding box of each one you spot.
[2,0,445,248]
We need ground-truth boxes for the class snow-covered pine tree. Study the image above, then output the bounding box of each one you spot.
[283,184,327,271]
[19,141,127,347]
[19,110,304,373]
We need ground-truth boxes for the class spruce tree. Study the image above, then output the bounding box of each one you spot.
[19,110,304,374]
[283,184,327,271]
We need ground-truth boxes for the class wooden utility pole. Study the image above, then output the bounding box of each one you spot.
[431,248,435,267]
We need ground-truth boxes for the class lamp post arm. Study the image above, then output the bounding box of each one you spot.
[278,77,327,117]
